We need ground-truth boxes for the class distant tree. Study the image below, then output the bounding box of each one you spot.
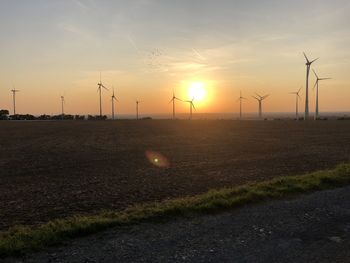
[0,109,9,115]
[0,109,9,120]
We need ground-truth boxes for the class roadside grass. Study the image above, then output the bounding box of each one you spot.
[1,163,350,257]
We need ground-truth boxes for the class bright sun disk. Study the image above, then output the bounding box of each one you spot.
[189,82,206,101]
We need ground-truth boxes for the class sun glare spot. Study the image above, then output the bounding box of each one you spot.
[189,82,206,101]
[145,150,170,168]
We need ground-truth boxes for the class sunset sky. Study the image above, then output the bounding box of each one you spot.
[0,0,349,116]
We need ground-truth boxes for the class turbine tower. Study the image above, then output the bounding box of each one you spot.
[252,93,269,119]
[169,90,182,119]
[136,100,142,120]
[111,87,118,120]
[97,72,108,117]
[185,98,196,120]
[303,52,319,120]
[11,88,20,115]
[289,88,302,120]
[237,91,247,120]
[60,95,65,119]
[313,69,331,120]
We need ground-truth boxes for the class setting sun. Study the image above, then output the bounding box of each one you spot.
[188,82,206,101]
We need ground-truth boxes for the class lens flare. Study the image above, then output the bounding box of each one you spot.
[145,150,170,168]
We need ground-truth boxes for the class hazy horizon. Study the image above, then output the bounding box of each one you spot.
[1,0,349,115]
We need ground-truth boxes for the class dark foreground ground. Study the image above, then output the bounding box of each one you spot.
[6,185,350,263]
[1,120,350,230]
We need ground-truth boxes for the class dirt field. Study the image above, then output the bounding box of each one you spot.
[1,120,350,231]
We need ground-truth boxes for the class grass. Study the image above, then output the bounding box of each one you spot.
[1,163,350,257]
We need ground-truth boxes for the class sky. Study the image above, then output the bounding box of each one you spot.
[0,0,349,116]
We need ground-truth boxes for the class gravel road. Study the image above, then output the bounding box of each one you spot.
[6,186,350,263]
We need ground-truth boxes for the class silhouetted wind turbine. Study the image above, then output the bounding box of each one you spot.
[11,87,20,115]
[185,98,196,120]
[111,87,118,120]
[169,89,182,119]
[237,91,247,120]
[252,93,269,119]
[313,69,331,120]
[60,95,65,120]
[289,88,302,120]
[97,72,108,117]
[303,52,319,120]
[136,100,142,120]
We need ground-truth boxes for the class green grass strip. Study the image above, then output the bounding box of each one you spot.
[1,163,350,257]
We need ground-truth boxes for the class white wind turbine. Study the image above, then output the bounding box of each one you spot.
[252,93,269,119]
[97,72,108,117]
[169,89,182,119]
[136,100,142,120]
[237,91,247,120]
[303,52,319,120]
[289,88,302,120]
[111,87,118,120]
[11,87,20,115]
[185,98,196,120]
[60,95,65,119]
[313,69,331,120]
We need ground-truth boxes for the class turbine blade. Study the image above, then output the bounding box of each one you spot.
[303,52,310,63]
[262,94,269,100]
[312,69,319,79]
[319,78,331,80]
[310,57,319,64]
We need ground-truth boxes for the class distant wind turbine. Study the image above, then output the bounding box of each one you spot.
[185,98,196,120]
[252,93,269,119]
[237,91,247,120]
[136,100,142,120]
[169,89,182,119]
[111,87,118,120]
[11,87,20,115]
[60,95,65,119]
[289,88,302,120]
[303,52,319,120]
[97,72,108,117]
[313,69,331,120]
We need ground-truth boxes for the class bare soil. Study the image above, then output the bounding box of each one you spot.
[0,120,350,230]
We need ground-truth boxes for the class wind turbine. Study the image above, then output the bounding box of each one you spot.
[313,69,331,120]
[303,52,319,120]
[60,95,65,120]
[237,91,247,120]
[289,88,302,120]
[185,98,196,120]
[252,93,269,119]
[97,72,108,117]
[11,87,20,115]
[136,100,142,120]
[169,89,182,119]
[111,87,118,120]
